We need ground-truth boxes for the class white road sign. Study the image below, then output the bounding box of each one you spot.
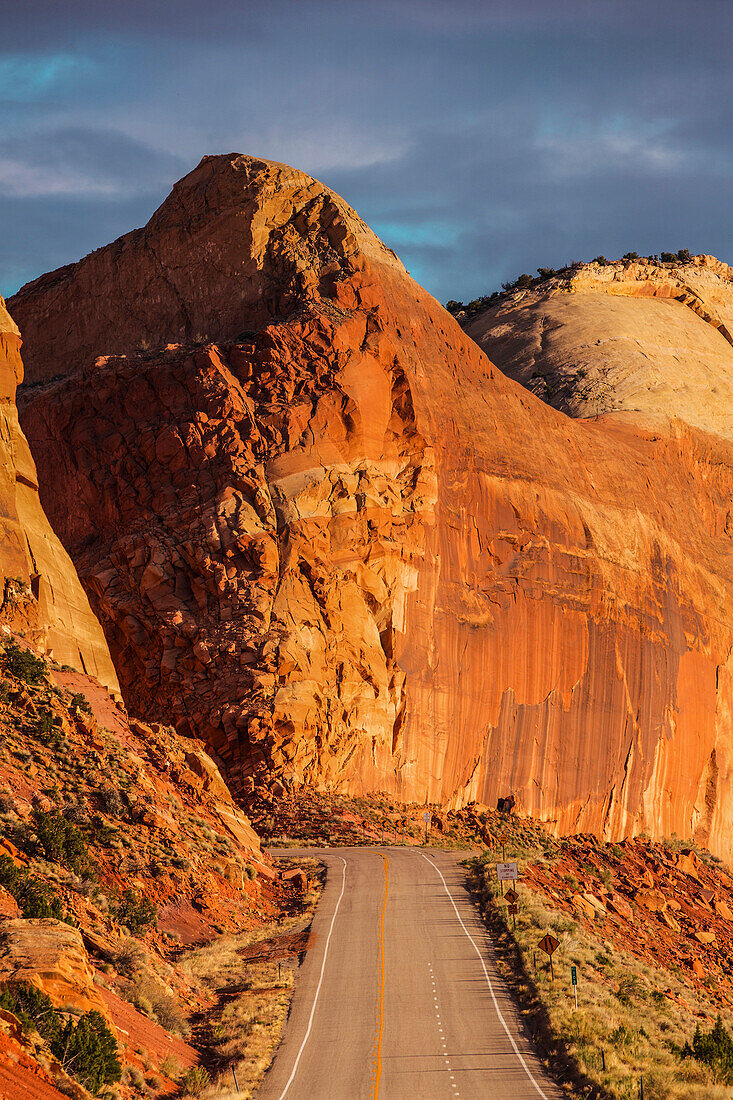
[497,861,518,882]
[423,811,431,823]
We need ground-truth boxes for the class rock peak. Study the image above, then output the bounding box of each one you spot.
[9,153,403,384]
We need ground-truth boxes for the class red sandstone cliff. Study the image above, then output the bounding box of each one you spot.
[11,156,733,858]
[0,295,119,691]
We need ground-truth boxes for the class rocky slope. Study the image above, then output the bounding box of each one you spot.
[0,629,303,1098]
[11,156,733,860]
[0,296,118,692]
[469,814,733,1098]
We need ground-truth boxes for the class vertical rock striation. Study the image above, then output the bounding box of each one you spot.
[11,157,733,858]
[0,295,119,691]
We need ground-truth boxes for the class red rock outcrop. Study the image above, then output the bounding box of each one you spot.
[0,296,118,691]
[0,919,111,1019]
[11,156,733,859]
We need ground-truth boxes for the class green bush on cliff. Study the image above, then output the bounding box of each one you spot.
[0,853,68,920]
[27,707,63,748]
[2,641,47,685]
[31,809,93,877]
[112,887,157,933]
[0,983,121,1093]
[680,1016,733,1083]
[70,692,93,714]
[56,1010,122,1093]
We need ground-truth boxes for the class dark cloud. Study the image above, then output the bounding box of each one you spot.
[0,0,731,302]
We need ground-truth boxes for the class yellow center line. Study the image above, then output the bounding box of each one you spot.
[374,852,389,1099]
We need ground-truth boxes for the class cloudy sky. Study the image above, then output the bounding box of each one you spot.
[1,0,731,304]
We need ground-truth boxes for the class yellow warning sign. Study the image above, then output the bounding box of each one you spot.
[538,933,560,957]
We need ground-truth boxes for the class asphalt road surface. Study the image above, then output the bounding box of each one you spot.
[256,847,564,1100]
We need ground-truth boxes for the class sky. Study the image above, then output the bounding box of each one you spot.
[1,0,732,305]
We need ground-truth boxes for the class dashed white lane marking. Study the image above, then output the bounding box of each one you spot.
[429,962,461,1098]
[422,854,551,1100]
[276,857,348,1100]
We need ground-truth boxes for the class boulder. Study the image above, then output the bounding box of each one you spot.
[606,893,633,922]
[0,918,112,1021]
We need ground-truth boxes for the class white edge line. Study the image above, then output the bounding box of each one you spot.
[276,856,348,1100]
[422,853,550,1100]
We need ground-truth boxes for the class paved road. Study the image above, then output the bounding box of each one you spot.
[256,847,564,1100]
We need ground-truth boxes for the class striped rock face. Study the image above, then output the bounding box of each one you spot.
[0,294,118,692]
[11,156,733,859]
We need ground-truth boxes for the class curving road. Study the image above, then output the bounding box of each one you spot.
[257,847,563,1100]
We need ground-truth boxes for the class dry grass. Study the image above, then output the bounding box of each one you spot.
[469,857,733,1099]
[180,866,322,1099]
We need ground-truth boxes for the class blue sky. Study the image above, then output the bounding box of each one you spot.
[1,0,732,303]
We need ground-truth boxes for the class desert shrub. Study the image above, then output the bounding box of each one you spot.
[622,251,639,260]
[159,1054,180,1080]
[680,1016,733,1083]
[615,974,645,1006]
[0,981,62,1043]
[444,299,462,312]
[245,864,257,880]
[124,1064,146,1090]
[55,1011,121,1093]
[97,786,123,816]
[129,974,187,1035]
[180,1066,210,1096]
[677,248,692,262]
[610,1022,638,1049]
[0,853,67,920]
[3,641,47,685]
[32,809,93,877]
[115,937,147,976]
[0,983,120,1094]
[27,708,63,748]
[592,255,608,265]
[70,692,93,714]
[660,251,677,262]
[62,803,90,827]
[113,887,157,933]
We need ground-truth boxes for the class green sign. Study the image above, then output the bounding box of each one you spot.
[571,966,578,986]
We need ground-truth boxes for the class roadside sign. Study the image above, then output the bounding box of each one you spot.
[538,934,559,957]
[504,888,519,904]
[497,862,518,882]
[571,966,577,986]
[508,902,518,915]
[538,933,560,981]
[423,811,431,823]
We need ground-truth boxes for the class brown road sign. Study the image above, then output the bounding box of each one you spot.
[538,933,560,957]
[504,888,519,904]
[508,903,518,915]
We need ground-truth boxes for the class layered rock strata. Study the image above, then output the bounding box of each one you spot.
[12,157,733,858]
[0,296,118,691]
